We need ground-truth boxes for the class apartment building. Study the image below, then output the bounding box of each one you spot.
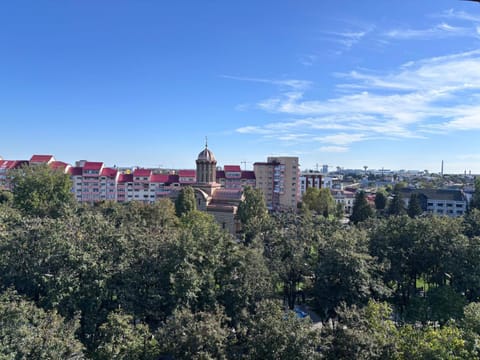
[216,165,256,190]
[299,171,323,196]
[254,156,300,210]
[400,188,467,217]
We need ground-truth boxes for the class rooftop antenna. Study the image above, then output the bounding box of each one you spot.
[241,161,247,170]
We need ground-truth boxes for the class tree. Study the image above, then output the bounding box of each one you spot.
[94,310,159,360]
[265,211,316,310]
[470,177,480,210]
[313,228,388,317]
[157,307,231,360]
[407,193,423,218]
[0,190,13,205]
[237,186,269,243]
[387,191,405,216]
[323,301,398,360]
[374,191,387,211]
[9,163,74,218]
[397,324,472,360]
[350,191,373,224]
[0,289,85,359]
[302,187,335,217]
[237,186,267,224]
[175,186,196,217]
[239,300,323,360]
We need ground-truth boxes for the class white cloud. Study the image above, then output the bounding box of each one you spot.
[221,75,311,90]
[384,22,473,39]
[234,50,480,150]
[438,9,480,23]
[319,146,349,153]
[315,133,367,145]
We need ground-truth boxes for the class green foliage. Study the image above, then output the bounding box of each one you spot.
[157,307,231,360]
[387,190,406,216]
[237,186,269,243]
[407,193,423,218]
[5,164,480,356]
[0,289,84,359]
[374,191,387,211]
[397,324,472,360]
[0,190,13,205]
[95,310,159,360]
[9,164,74,218]
[463,302,480,334]
[323,301,397,360]
[239,300,323,360]
[464,209,480,238]
[313,228,388,317]
[175,186,196,217]
[302,187,336,217]
[405,286,466,324]
[237,186,267,224]
[470,177,480,210]
[350,191,374,224]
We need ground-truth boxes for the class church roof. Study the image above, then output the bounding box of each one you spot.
[197,146,216,162]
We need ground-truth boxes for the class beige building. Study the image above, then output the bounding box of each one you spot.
[193,144,243,234]
[254,156,300,211]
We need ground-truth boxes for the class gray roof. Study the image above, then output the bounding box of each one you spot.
[400,188,465,202]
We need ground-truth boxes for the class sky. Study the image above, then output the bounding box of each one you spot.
[2,1,480,173]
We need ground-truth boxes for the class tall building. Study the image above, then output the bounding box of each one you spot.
[254,156,300,210]
[193,144,243,234]
[216,165,256,189]
[299,170,323,196]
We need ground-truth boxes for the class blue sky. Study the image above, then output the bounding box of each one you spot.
[2,1,480,173]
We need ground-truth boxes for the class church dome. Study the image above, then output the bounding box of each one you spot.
[197,146,216,162]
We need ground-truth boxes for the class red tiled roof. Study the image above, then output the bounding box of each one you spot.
[50,161,70,171]
[0,160,27,170]
[224,165,241,172]
[241,171,256,179]
[101,167,118,177]
[133,169,152,177]
[212,189,243,200]
[118,174,133,183]
[151,174,170,183]
[178,169,196,177]
[216,171,225,179]
[83,162,104,171]
[30,155,54,163]
[68,167,83,176]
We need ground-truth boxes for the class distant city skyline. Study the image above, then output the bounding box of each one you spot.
[2,1,480,173]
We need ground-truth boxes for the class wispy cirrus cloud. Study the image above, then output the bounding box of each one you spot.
[220,75,311,91]
[385,22,473,40]
[437,9,480,23]
[319,146,349,153]
[319,23,375,50]
[230,50,480,152]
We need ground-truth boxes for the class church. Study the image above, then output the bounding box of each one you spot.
[192,144,244,234]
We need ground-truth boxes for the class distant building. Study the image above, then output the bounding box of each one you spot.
[254,156,300,210]
[216,165,256,189]
[399,188,467,217]
[300,171,323,196]
[193,144,242,234]
[331,189,356,215]
[0,160,28,190]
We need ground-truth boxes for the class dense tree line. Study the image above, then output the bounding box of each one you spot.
[2,165,480,358]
